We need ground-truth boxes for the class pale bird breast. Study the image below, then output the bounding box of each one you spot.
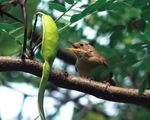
[76,58,98,77]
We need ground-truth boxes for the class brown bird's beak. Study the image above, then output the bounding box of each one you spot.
[67,48,80,52]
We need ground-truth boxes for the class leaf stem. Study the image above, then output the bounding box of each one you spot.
[20,2,28,59]
[29,14,38,59]
[58,23,72,32]
[55,1,79,23]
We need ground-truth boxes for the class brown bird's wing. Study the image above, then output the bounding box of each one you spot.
[98,56,108,68]
[88,53,108,68]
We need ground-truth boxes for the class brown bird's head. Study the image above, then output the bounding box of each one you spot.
[67,41,108,67]
[67,41,95,58]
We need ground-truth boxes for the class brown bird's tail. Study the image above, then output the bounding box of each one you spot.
[108,72,116,86]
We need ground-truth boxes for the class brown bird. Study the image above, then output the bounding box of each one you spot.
[67,41,116,86]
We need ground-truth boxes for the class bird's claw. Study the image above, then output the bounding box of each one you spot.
[103,80,110,89]
[82,76,92,82]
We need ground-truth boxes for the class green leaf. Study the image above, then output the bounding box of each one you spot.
[141,10,150,21]
[0,0,9,2]
[99,0,115,11]
[0,23,15,31]
[109,2,130,11]
[133,0,150,8]
[78,112,105,120]
[112,25,125,31]
[81,0,106,16]
[139,78,148,94]
[9,26,24,36]
[110,31,123,46]
[41,14,59,62]
[37,12,59,120]
[15,33,24,45]
[59,18,71,25]
[49,3,66,12]
[0,31,20,55]
[121,51,138,68]
[70,13,82,23]
[58,18,71,28]
[9,0,38,30]
[70,0,107,23]
[64,0,74,4]
[127,18,146,32]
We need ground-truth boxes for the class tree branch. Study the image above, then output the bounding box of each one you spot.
[57,48,76,64]
[0,56,150,106]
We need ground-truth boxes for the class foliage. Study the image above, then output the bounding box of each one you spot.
[0,0,150,120]
[37,12,59,120]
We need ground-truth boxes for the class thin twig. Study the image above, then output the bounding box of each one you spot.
[18,0,28,59]
[0,0,18,7]
[33,35,42,52]
[55,1,79,23]
[0,9,23,23]
[29,13,39,59]
[58,23,72,32]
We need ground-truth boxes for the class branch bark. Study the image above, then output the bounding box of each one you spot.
[57,48,76,64]
[0,56,150,106]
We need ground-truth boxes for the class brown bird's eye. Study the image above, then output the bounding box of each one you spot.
[80,43,84,47]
